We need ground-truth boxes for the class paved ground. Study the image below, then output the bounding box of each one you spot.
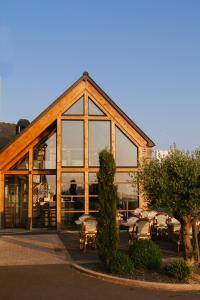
[0,264,200,300]
[0,234,70,265]
[0,233,199,300]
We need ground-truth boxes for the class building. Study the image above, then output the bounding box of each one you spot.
[0,72,155,230]
[154,150,169,160]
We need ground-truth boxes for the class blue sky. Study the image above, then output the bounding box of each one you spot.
[0,0,200,150]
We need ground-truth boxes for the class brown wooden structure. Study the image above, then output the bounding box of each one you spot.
[0,72,155,230]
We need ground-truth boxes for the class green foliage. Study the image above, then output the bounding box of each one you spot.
[129,240,162,270]
[110,252,134,276]
[96,149,119,265]
[138,148,200,221]
[165,259,191,281]
[137,147,200,262]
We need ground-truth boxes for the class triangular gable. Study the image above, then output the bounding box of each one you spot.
[0,72,155,170]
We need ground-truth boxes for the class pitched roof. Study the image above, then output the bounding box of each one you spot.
[0,122,16,150]
[0,72,155,169]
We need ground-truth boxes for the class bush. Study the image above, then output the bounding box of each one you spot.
[129,240,162,270]
[165,260,191,281]
[96,149,119,265]
[110,252,134,276]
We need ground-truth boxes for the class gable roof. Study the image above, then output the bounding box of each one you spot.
[0,72,155,169]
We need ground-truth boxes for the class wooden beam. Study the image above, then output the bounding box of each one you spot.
[0,172,4,228]
[28,148,33,230]
[111,121,116,159]
[3,170,29,175]
[57,118,62,231]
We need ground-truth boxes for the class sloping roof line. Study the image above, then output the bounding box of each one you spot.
[0,72,155,154]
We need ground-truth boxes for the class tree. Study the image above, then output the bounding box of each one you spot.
[137,148,200,265]
[96,149,119,265]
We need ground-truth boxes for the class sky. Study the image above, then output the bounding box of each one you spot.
[0,0,200,151]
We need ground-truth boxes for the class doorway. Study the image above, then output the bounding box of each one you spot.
[4,175,28,228]
[32,174,57,228]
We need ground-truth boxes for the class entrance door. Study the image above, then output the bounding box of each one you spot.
[4,175,28,228]
[32,175,56,228]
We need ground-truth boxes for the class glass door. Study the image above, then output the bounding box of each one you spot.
[32,175,56,228]
[4,175,28,228]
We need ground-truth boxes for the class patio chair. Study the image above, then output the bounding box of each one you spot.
[79,218,97,250]
[135,218,151,240]
[153,213,169,237]
[127,216,139,244]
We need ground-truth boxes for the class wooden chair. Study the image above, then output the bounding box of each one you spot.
[79,218,97,250]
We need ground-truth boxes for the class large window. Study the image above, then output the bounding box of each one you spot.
[11,153,29,170]
[115,173,138,218]
[61,173,84,228]
[33,128,56,169]
[4,175,28,228]
[32,175,56,228]
[62,121,84,167]
[115,127,137,167]
[89,173,98,211]
[89,121,111,166]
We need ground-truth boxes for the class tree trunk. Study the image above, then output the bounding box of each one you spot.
[182,216,194,265]
[192,219,200,264]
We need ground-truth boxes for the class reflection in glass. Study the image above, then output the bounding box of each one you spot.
[32,175,56,228]
[61,173,84,211]
[11,153,29,170]
[4,175,28,228]
[63,96,84,115]
[89,173,98,211]
[33,128,56,169]
[88,98,105,116]
[62,121,84,166]
[116,127,137,167]
[116,172,138,218]
[89,121,111,166]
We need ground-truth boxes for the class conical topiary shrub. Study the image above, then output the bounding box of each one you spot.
[96,149,119,265]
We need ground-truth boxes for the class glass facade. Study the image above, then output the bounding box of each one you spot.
[115,173,138,218]
[4,175,28,228]
[10,153,29,170]
[88,98,105,116]
[62,121,84,167]
[33,128,56,169]
[2,91,144,230]
[89,121,111,166]
[32,175,56,228]
[116,127,138,167]
[63,96,84,115]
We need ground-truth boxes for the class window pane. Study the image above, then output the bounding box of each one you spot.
[11,153,29,170]
[89,196,99,210]
[116,127,137,167]
[63,96,84,115]
[62,121,84,166]
[33,128,56,169]
[89,121,111,166]
[32,175,56,228]
[61,173,84,211]
[88,98,105,116]
[115,172,134,183]
[5,175,28,228]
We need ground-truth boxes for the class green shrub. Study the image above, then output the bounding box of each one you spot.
[96,149,119,265]
[110,252,134,276]
[165,260,191,281]
[129,240,162,270]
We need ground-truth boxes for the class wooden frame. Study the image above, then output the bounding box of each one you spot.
[0,74,154,229]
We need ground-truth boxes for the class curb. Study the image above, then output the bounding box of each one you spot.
[71,263,200,291]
